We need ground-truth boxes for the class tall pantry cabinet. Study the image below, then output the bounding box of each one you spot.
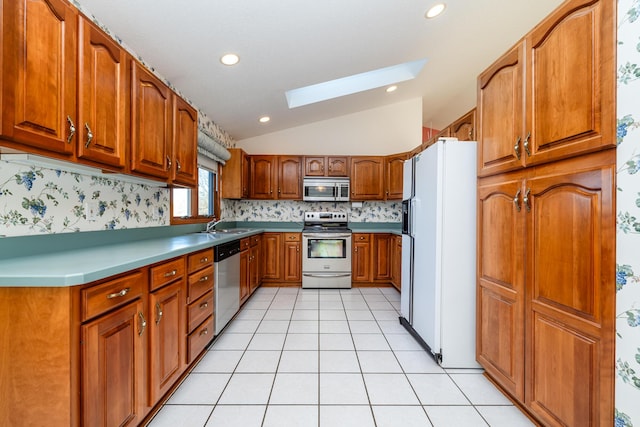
[475,0,616,426]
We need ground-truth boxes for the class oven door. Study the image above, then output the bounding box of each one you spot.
[302,233,352,288]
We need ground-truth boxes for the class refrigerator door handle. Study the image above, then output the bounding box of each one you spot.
[410,198,417,237]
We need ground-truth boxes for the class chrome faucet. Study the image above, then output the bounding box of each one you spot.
[205,218,222,233]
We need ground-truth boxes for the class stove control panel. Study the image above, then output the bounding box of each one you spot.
[304,211,348,222]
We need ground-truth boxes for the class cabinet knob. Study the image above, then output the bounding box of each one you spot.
[176,159,182,171]
[514,136,522,160]
[513,189,521,212]
[166,156,172,170]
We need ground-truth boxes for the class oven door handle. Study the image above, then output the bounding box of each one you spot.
[303,273,352,278]
[303,233,352,238]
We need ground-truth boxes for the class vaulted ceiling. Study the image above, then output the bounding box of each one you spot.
[78,0,564,140]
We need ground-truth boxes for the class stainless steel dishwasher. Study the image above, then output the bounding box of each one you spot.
[214,239,241,335]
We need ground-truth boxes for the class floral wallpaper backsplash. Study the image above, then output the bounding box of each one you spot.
[0,161,169,237]
[616,1,640,425]
[222,199,401,223]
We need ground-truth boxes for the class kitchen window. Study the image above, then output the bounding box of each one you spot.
[171,157,220,224]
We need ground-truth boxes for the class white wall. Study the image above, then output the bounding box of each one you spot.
[236,98,422,155]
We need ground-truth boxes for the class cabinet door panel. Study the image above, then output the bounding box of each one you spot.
[477,175,525,400]
[327,156,349,176]
[385,155,405,200]
[172,97,198,186]
[304,157,325,176]
[278,156,302,199]
[2,0,77,154]
[373,234,391,281]
[261,233,282,280]
[477,285,521,396]
[450,109,476,141]
[526,0,615,165]
[477,46,524,177]
[525,151,615,427]
[350,157,384,200]
[250,156,277,199]
[149,281,185,405]
[529,314,598,427]
[82,299,145,427]
[131,62,172,179]
[77,17,127,168]
[283,240,301,282]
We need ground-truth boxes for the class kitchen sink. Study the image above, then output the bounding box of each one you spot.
[200,228,252,235]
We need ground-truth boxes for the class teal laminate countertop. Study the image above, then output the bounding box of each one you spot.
[0,222,399,287]
[0,229,267,287]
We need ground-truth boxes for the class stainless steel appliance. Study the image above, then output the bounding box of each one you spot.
[302,211,352,288]
[214,239,241,335]
[400,138,479,368]
[303,177,350,202]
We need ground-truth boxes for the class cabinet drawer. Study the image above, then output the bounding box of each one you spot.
[250,235,261,247]
[150,258,185,292]
[187,291,214,334]
[353,233,370,243]
[187,315,214,364]
[240,238,250,251]
[81,271,145,321]
[187,248,213,274]
[283,232,300,242]
[187,265,214,304]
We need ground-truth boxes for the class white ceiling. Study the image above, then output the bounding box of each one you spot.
[77,0,564,141]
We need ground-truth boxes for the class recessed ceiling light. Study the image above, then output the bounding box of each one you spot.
[386,85,398,93]
[259,116,270,123]
[220,53,239,66]
[425,3,446,19]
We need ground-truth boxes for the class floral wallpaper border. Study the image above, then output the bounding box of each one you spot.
[0,161,169,236]
[221,199,401,223]
[616,0,640,425]
[70,0,236,149]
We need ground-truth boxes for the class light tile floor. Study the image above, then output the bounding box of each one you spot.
[147,287,534,427]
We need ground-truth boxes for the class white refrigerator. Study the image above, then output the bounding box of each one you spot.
[400,138,480,368]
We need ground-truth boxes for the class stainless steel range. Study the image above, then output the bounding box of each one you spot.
[302,211,352,289]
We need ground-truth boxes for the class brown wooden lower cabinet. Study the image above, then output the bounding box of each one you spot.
[262,232,301,285]
[82,297,146,427]
[148,278,186,405]
[390,235,402,291]
[0,247,217,427]
[352,232,400,287]
[476,150,615,426]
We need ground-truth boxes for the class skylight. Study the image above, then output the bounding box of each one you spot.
[285,59,427,108]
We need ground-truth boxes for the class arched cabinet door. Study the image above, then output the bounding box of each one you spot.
[523,151,615,427]
[1,0,77,155]
[476,173,526,401]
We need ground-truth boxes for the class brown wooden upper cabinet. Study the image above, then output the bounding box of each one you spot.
[222,148,250,199]
[1,0,78,156]
[304,156,349,177]
[76,17,128,169]
[450,109,476,141]
[477,0,615,177]
[249,155,302,200]
[385,154,406,200]
[350,156,385,200]
[131,62,173,179]
[171,96,198,187]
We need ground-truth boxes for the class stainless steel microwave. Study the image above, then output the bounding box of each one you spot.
[303,177,350,202]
